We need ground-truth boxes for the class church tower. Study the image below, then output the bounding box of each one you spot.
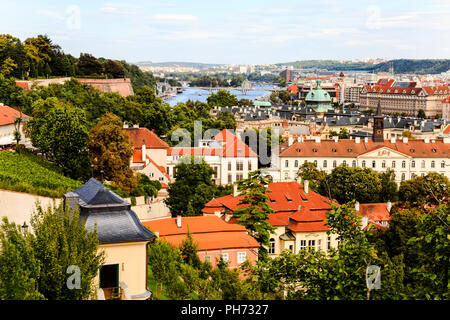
[372,99,384,142]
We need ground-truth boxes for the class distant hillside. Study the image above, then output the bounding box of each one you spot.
[136,61,224,69]
[371,59,450,75]
[277,59,450,74]
[276,60,376,71]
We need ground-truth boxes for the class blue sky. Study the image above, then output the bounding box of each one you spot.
[1,0,450,64]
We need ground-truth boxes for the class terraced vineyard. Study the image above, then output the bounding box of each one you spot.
[0,150,82,198]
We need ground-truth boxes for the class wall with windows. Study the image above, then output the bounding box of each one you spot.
[197,247,258,269]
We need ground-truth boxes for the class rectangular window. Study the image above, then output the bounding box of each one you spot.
[236,161,243,171]
[327,236,331,250]
[236,174,243,181]
[212,167,218,178]
[204,256,211,263]
[227,174,232,184]
[228,161,232,171]
[285,160,289,168]
[299,240,307,250]
[317,239,322,251]
[248,160,252,171]
[237,252,247,264]
[308,240,316,250]
[220,253,229,263]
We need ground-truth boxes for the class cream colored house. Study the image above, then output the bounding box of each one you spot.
[167,129,258,185]
[0,103,30,147]
[279,136,450,184]
[64,178,156,300]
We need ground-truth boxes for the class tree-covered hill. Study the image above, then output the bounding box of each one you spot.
[277,59,450,74]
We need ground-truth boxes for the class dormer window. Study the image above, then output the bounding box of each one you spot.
[411,90,415,94]
[432,148,437,153]
[312,148,317,152]
[332,148,337,152]
[410,148,415,153]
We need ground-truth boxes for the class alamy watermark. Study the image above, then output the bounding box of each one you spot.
[66,265,81,290]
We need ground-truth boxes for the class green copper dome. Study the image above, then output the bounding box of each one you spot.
[305,79,331,102]
[305,79,332,113]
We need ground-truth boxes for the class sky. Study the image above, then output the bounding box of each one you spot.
[1,0,450,65]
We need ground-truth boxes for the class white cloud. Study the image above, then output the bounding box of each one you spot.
[37,9,65,20]
[151,14,198,23]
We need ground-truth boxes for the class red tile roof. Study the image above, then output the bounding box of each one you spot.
[279,139,450,158]
[123,127,169,149]
[0,105,30,126]
[143,215,259,251]
[357,203,390,222]
[203,181,336,232]
[168,129,258,158]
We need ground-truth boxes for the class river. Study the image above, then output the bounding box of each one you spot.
[165,84,278,106]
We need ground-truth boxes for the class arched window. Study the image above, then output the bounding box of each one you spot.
[342,160,347,166]
[352,160,356,167]
[314,160,318,166]
[333,160,337,168]
[431,161,435,168]
[402,161,406,168]
[382,160,386,168]
[362,160,366,168]
[392,161,396,168]
[295,160,299,167]
[441,161,445,168]
[285,160,289,168]
[412,160,415,168]
[323,160,327,168]
[372,160,376,168]
[401,173,406,181]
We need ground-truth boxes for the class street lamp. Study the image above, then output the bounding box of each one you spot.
[21,221,29,235]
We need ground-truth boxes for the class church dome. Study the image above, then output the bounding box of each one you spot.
[305,79,331,102]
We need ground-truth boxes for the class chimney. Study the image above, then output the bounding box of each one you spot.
[304,180,309,194]
[333,136,339,143]
[288,136,294,146]
[133,124,139,128]
[176,215,182,228]
[123,122,129,129]
[424,137,430,144]
[355,137,361,144]
[315,137,321,143]
[402,137,409,144]
[233,184,239,197]
[390,137,396,144]
[355,201,360,212]
[141,142,146,162]
[387,201,392,213]
[360,216,369,230]
[364,137,368,144]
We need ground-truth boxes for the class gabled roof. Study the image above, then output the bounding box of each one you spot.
[123,127,169,149]
[214,129,258,158]
[203,181,335,232]
[357,203,390,222]
[0,105,30,126]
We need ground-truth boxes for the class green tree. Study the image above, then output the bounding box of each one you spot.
[29,202,105,300]
[417,109,426,119]
[206,90,238,107]
[165,156,217,217]
[327,165,382,204]
[297,161,328,194]
[27,99,91,180]
[378,168,399,202]
[398,172,450,207]
[0,218,44,300]
[88,112,138,192]
[232,170,276,260]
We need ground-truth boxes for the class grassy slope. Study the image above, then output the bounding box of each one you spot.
[0,150,82,198]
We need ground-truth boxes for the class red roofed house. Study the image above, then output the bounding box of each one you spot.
[355,201,391,231]
[202,180,340,257]
[360,79,450,117]
[0,103,30,147]
[167,129,258,185]
[123,125,171,187]
[143,215,259,268]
